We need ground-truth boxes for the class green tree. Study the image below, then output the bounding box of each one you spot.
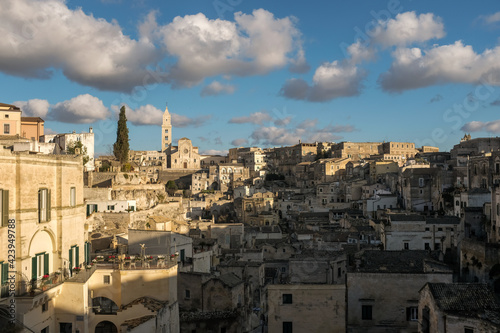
[113,106,129,164]
[67,140,90,166]
[166,180,178,196]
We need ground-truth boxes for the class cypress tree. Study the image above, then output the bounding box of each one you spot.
[113,106,129,164]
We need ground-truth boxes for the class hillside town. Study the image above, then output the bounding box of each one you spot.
[1,102,500,333]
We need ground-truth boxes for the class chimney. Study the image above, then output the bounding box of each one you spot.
[89,127,93,133]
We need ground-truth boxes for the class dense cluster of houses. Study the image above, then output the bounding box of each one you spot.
[1,102,500,332]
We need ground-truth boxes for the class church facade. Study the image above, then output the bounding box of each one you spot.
[162,106,201,169]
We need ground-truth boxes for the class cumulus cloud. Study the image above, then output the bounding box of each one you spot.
[171,113,212,128]
[273,116,293,126]
[12,99,50,117]
[0,3,304,92]
[0,0,163,92]
[461,120,500,133]
[229,111,273,125]
[379,41,500,92]
[50,94,110,123]
[200,81,236,96]
[111,103,212,127]
[281,61,367,102]
[371,12,445,47]
[111,104,163,126]
[250,121,355,146]
[231,138,249,146]
[200,149,228,156]
[159,9,305,87]
[481,12,500,25]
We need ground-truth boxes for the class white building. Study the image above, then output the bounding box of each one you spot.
[43,127,95,171]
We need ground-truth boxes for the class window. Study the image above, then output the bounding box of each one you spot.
[425,243,430,250]
[70,187,76,207]
[282,294,293,304]
[38,188,51,222]
[419,178,425,187]
[283,322,293,333]
[464,328,474,333]
[165,129,168,133]
[42,301,48,312]
[338,267,342,277]
[407,306,418,321]
[362,305,372,320]
[32,252,49,280]
[41,327,49,333]
[103,275,110,284]
[1,189,8,227]
[438,228,443,231]
[4,124,10,134]
[404,242,409,250]
[107,205,115,211]
[1,261,9,297]
[435,243,441,250]
[185,289,191,299]
[4,114,8,119]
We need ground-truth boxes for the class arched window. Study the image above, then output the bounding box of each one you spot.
[95,321,118,333]
[92,297,119,315]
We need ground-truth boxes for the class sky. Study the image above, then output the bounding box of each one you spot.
[2,0,500,156]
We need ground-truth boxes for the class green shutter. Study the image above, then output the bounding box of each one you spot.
[47,190,51,221]
[84,243,87,263]
[2,190,8,227]
[32,257,37,280]
[75,246,79,267]
[1,262,8,285]
[69,249,73,270]
[87,243,91,263]
[44,253,49,275]
[38,190,42,222]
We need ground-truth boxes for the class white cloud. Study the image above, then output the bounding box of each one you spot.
[229,111,273,125]
[51,94,110,123]
[481,11,500,24]
[0,0,162,92]
[171,113,212,128]
[200,149,228,156]
[0,3,304,92]
[371,12,445,47]
[231,138,249,146]
[249,121,353,146]
[200,81,236,96]
[12,99,50,117]
[111,104,163,126]
[379,41,500,92]
[462,120,500,133]
[281,61,366,102]
[160,9,304,87]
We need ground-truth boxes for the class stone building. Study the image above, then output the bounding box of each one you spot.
[419,283,500,333]
[381,214,462,252]
[347,250,453,333]
[43,128,95,171]
[0,102,21,136]
[167,137,201,169]
[21,116,45,141]
[267,284,346,333]
[331,141,382,160]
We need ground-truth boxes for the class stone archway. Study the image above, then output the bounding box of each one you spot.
[95,321,118,333]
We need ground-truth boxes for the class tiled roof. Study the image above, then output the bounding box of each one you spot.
[216,272,243,288]
[428,283,500,322]
[389,214,426,222]
[355,250,450,273]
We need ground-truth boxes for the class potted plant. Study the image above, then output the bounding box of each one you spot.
[157,255,165,260]
[42,274,50,281]
[95,256,104,262]
[124,256,131,262]
[73,266,82,273]
[145,255,153,261]
[108,255,116,262]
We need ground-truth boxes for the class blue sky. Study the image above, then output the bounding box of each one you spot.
[2,0,500,155]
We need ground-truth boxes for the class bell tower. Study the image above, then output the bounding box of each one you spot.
[162,105,172,152]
